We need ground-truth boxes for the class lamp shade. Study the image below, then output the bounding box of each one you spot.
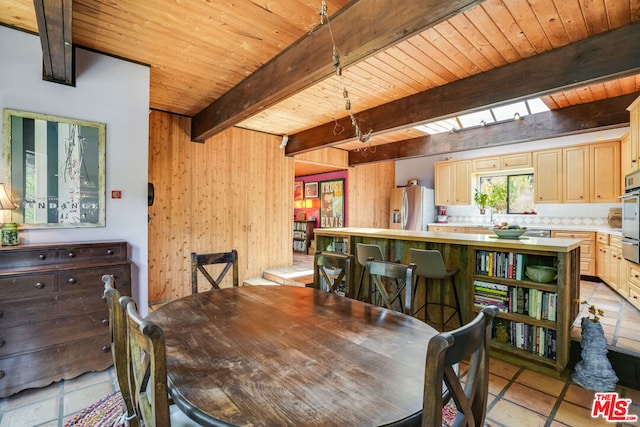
[0,184,17,210]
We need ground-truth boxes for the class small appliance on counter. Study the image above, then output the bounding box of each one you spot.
[436,206,448,223]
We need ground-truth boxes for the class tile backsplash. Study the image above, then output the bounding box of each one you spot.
[442,203,620,228]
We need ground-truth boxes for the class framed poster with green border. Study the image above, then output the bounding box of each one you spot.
[319,178,344,228]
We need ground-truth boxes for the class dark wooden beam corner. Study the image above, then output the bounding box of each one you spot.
[33,0,75,86]
[190,0,486,142]
[292,21,640,156]
[348,93,638,166]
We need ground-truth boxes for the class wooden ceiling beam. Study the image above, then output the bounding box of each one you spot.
[33,0,74,85]
[348,93,638,166]
[190,0,485,142]
[288,22,640,156]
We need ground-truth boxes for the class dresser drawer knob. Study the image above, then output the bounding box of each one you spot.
[67,252,76,258]
[0,338,5,347]
[0,370,5,379]
[102,319,109,327]
[35,282,45,289]
[102,345,111,353]
[67,278,77,285]
[0,311,4,318]
[39,254,46,260]
[107,249,114,255]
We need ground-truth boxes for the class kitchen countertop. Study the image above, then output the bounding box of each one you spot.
[428,222,622,236]
[315,227,582,252]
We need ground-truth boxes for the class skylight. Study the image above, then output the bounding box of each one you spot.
[413,97,550,135]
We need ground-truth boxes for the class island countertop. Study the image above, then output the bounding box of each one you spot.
[314,227,582,253]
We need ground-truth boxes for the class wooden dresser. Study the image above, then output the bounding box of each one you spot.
[0,240,131,397]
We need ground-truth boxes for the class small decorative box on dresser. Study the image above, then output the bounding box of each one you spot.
[0,241,131,397]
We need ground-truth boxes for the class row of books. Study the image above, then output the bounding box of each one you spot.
[492,319,557,360]
[292,240,307,252]
[293,222,309,231]
[473,280,557,321]
[293,230,307,239]
[475,251,528,280]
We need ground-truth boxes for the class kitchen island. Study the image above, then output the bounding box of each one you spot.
[315,227,582,374]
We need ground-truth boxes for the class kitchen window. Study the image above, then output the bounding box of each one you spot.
[478,173,535,214]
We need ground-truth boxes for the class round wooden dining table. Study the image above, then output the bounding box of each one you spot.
[147,285,438,427]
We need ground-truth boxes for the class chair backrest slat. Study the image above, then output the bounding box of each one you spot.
[366,260,416,314]
[121,296,172,426]
[102,275,139,427]
[422,306,498,427]
[312,251,355,297]
[191,250,239,294]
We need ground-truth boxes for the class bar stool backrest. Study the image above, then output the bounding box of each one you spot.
[356,243,384,266]
[313,251,355,296]
[409,248,450,279]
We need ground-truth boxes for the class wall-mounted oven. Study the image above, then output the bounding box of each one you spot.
[621,170,640,263]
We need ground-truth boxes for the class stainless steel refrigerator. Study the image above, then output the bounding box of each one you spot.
[389,185,435,231]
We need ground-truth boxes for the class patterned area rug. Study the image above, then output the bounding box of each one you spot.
[65,390,125,427]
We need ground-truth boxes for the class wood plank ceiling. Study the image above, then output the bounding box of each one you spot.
[1,0,639,176]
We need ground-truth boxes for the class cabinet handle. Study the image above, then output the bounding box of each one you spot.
[106,249,114,255]
[0,338,5,347]
[67,252,76,258]
[38,254,46,260]
[67,278,77,285]
[102,345,111,353]
[35,282,45,289]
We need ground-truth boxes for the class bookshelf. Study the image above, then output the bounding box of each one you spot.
[293,220,315,254]
[470,247,576,373]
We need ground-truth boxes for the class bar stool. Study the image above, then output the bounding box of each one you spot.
[355,243,384,301]
[409,248,462,331]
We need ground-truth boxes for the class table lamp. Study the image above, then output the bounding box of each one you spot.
[0,183,19,245]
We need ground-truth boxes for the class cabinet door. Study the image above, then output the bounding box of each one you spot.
[501,153,531,169]
[590,141,620,202]
[628,96,640,169]
[533,149,562,203]
[563,145,589,203]
[453,160,471,205]
[472,157,499,172]
[621,131,633,179]
[434,162,453,206]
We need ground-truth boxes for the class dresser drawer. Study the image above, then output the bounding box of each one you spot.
[56,243,127,264]
[0,312,109,358]
[0,273,56,300]
[0,288,118,327]
[0,249,58,270]
[58,264,129,293]
[0,334,112,398]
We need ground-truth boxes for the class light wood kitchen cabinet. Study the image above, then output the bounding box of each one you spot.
[472,157,499,172]
[472,153,531,173]
[533,149,562,203]
[596,232,610,283]
[608,235,622,292]
[563,145,589,203]
[627,263,640,311]
[621,131,633,180]
[434,160,471,206]
[551,230,595,276]
[627,95,640,171]
[590,141,620,203]
[501,152,531,169]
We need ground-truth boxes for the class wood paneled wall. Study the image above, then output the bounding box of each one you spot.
[148,111,294,303]
[148,111,395,303]
[347,162,395,228]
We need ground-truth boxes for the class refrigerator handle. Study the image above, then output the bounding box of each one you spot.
[402,190,408,229]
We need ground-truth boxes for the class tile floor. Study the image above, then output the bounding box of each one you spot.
[0,254,638,426]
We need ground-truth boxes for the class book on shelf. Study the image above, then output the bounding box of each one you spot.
[473,280,557,320]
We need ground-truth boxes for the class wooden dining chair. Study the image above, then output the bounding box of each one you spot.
[366,259,416,314]
[121,296,200,427]
[421,306,498,427]
[312,251,355,297]
[191,250,239,294]
[102,275,139,427]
